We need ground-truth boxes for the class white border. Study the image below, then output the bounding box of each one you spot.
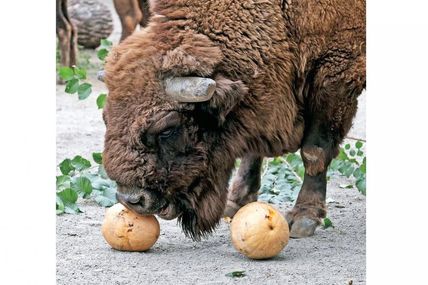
[1,0,428,284]
[0,1,56,284]
[367,0,428,283]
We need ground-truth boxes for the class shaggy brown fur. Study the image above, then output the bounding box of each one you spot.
[56,0,78,81]
[113,0,151,41]
[102,0,366,240]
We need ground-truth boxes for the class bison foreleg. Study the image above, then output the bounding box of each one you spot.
[224,155,263,218]
[286,55,363,238]
[285,118,337,238]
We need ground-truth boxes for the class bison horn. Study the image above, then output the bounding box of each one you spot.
[97,70,105,82]
[164,77,216,102]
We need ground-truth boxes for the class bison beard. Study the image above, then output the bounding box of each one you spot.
[102,0,366,240]
[176,177,222,240]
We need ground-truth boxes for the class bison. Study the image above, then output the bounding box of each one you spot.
[100,0,366,240]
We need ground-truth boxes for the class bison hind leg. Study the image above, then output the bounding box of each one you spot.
[223,155,263,218]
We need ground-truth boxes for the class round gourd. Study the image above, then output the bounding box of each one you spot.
[102,203,160,251]
[230,202,289,259]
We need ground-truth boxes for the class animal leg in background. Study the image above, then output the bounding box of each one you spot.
[114,0,151,42]
[56,0,78,69]
[224,155,263,218]
[286,55,365,238]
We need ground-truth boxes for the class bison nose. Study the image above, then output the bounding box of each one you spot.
[116,192,143,205]
[115,187,167,215]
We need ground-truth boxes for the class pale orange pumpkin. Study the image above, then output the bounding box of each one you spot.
[230,202,289,259]
[102,203,160,251]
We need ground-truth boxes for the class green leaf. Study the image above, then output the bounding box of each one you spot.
[100,39,112,48]
[73,67,86,80]
[65,78,79,94]
[56,175,71,190]
[93,187,117,207]
[339,184,353,189]
[225,271,246,278]
[322,217,334,229]
[337,149,349,160]
[356,178,366,195]
[72,177,92,198]
[353,168,363,179]
[56,195,65,214]
[57,188,78,203]
[270,157,282,166]
[57,188,81,214]
[329,159,342,172]
[357,150,364,157]
[360,157,366,173]
[98,164,109,179]
[64,203,81,214]
[349,150,356,157]
[96,94,107,109]
[92,152,103,164]
[355,141,363,149]
[71,155,91,171]
[341,163,355,178]
[97,48,109,61]
[77,83,92,100]
[89,174,115,190]
[345,144,351,150]
[59,67,74,81]
[59,159,75,175]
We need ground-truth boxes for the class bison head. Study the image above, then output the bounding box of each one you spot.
[100,30,248,240]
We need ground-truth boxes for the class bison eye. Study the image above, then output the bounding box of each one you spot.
[158,127,176,140]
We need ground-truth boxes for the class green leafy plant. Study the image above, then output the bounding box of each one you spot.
[329,141,366,195]
[56,154,117,214]
[259,154,304,204]
[58,39,112,106]
[57,39,116,215]
[97,39,113,61]
[259,141,366,205]
[77,46,99,71]
[59,66,92,100]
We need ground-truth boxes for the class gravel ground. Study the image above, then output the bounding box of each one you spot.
[56,1,366,284]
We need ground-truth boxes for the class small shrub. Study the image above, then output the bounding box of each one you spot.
[259,141,366,204]
[56,154,117,214]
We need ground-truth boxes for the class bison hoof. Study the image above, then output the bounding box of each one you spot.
[288,217,318,238]
[223,200,241,218]
[285,207,324,238]
[224,193,258,218]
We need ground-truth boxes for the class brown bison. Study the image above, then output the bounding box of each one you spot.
[101,0,366,240]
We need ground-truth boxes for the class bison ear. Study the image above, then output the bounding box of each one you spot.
[202,75,248,125]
